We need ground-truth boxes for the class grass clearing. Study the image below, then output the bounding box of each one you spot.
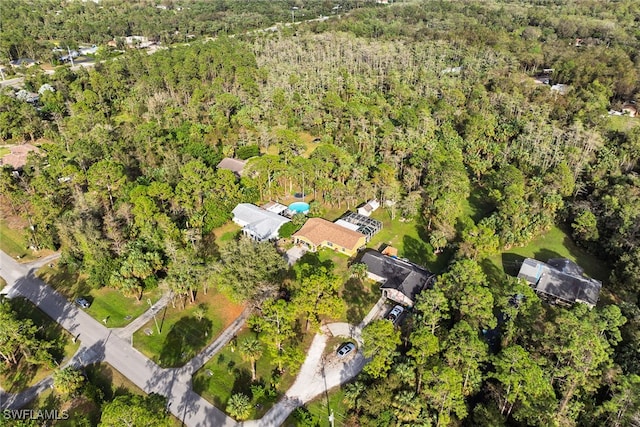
[283,387,348,427]
[84,362,145,399]
[607,115,640,132]
[485,225,611,282]
[340,278,380,324]
[0,297,80,392]
[212,221,242,247]
[86,287,163,328]
[0,147,10,157]
[193,326,310,420]
[37,263,163,328]
[0,219,35,260]
[24,362,181,426]
[133,289,244,367]
[366,210,452,273]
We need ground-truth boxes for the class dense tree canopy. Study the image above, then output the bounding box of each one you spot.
[1,0,640,425]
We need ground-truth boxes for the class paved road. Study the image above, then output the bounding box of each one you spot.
[0,248,378,426]
[0,250,235,426]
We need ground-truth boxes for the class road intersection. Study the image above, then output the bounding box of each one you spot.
[0,250,377,426]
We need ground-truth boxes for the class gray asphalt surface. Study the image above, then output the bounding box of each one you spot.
[0,249,379,426]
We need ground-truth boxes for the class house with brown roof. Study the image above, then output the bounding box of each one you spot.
[293,218,366,257]
[217,158,247,178]
[622,102,637,118]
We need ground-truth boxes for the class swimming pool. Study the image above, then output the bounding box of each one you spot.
[288,202,310,214]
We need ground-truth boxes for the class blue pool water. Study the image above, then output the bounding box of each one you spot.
[288,202,310,214]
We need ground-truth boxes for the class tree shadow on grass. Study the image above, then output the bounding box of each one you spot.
[480,258,508,284]
[501,253,526,277]
[84,363,114,401]
[343,278,378,324]
[230,367,253,398]
[2,297,71,392]
[533,249,564,264]
[402,235,431,267]
[159,316,212,367]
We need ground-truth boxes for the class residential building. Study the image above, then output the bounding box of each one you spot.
[293,218,366,257]
[360,250,435,307]
[217,158,247,178]
[517,258,601,308]
[357,200,380,217]
[231,203,290,242]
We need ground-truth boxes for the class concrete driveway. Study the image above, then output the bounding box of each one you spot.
[1,249,382,426]
[285,245,307,266]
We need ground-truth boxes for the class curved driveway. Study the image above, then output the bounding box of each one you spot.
[0,250,380,426]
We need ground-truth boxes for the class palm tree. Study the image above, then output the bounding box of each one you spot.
[342,381,365,412]
[349,263,368,281]
[239,336,263,381]
[226,393,252,421]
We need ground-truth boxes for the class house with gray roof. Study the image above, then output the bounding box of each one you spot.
[517,258,601,308]
[232,203,290,242]
[360,250,435,307]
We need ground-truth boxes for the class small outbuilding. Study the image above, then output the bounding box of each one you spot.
[357,200,380,217]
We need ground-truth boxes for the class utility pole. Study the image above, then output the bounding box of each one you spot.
[67,46,75,67]
[148,298,160,334]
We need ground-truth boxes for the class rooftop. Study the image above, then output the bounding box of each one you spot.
[293,218,365,250]
[518,258,601,308]
[232,203,290,241]
[360,251,434,302]
[217,158,247,177]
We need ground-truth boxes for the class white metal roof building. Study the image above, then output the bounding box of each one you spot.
[231,203,290,242]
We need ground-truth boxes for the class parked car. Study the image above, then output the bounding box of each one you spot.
[387,305,404,323]
[336,342,356,358]
[75,297,90,309]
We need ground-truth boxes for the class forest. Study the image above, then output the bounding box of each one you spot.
[1,0,640,425]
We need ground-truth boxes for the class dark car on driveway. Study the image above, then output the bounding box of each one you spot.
[75,297,90,309]
[336,342,356,358]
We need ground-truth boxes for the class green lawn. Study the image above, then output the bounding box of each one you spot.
[607,115,640,132]
[212,221,242,247]
[0,297,80,392]
[0,147,10,157]
[133,290,244,367]
[193,327,302,420]
[283,387,348,427]
[340,278,380,324]
[84,362,145,398]
[37,263,163,328]
[25,362,181,426]
[485,225,611,282]
[86,287,163,328]
[366,210,452,273]
[0,219,35,260]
